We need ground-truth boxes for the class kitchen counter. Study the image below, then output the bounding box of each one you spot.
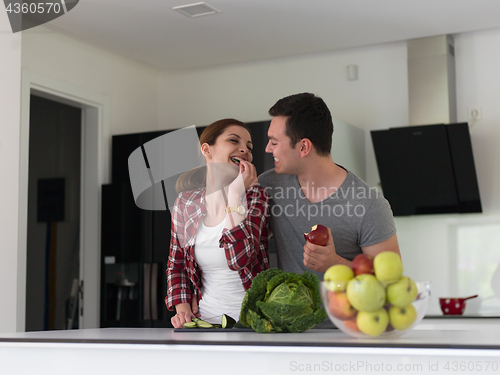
[1,319,500,374]
[1,318,500,348]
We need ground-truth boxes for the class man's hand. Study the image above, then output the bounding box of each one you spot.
[303,227,350,272]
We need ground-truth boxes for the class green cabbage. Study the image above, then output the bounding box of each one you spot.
[240,268,327,333]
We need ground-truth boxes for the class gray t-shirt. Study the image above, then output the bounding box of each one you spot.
[259,168,396,279]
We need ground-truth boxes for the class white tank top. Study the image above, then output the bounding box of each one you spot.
[194,219,246,324]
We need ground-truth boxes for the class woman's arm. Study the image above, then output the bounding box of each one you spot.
[166,194,194,311]
[219,185,269,271]
[223,160,258,230]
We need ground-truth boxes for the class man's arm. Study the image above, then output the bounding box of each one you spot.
[303,231,400,273]
[360,234,400,259]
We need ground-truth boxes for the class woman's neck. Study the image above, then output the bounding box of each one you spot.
[203,163,238,222]
[203,189,227,225]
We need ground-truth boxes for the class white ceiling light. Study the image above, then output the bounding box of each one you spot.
[173,2,220,18]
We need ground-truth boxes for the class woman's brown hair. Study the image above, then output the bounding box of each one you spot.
[175,118,250,193]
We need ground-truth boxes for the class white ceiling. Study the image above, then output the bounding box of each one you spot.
[46,0,500,72]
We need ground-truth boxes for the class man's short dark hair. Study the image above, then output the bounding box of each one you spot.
[268,92,333,156]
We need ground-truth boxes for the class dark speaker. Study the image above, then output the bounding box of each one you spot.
[37,178,65,222]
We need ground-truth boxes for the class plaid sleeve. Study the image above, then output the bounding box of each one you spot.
[219,185,270,287]
[165,193,192,311]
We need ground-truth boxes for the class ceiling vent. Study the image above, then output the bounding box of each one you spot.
[173,2,220,18]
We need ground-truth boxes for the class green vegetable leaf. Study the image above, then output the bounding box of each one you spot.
[240,268,326,333]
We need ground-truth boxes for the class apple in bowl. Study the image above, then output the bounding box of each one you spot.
[322,251,431,338]
[351,253,375,276]
[323,264,354,292]
[322,279,430,338]
[327,291,357,320]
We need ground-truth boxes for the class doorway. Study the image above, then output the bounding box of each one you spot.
[19,72,111,331]
[25,95,82,331]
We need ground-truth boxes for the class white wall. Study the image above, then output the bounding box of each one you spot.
[0,11,22,333]
[330,118,365,181]
[159,42,408,130]
[455,29,500,214]
[158,30,500,315]
[21,26,161,135]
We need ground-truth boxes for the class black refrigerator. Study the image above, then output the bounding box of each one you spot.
[101,130,173,327]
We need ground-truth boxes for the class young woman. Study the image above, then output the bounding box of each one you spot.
[166,119,270,328]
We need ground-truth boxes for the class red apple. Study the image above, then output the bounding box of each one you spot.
[304,224,329,246]
[343,317,360,332]
[351,254,374,276]
[328,291,357,321]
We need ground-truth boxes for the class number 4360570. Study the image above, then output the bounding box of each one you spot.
[444,361,498,372]
[5,2,62,14]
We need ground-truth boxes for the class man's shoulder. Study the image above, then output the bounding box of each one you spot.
[258,169,294,187]
[343,170,380,192]
[258,168,276,184]
[341,171,389,210]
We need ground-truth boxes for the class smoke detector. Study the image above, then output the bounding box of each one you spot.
[173,2,220,18]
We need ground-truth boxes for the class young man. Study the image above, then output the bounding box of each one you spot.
[259,93,400,278]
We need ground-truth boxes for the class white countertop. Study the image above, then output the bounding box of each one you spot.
[1,318,500,349]
[2,319,500,375]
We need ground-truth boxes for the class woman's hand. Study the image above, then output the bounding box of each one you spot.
[239,160,258,191]
[171,299,201,328]
[228,160,257,198]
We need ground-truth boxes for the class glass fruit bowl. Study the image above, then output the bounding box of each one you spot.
[320,280,431,339]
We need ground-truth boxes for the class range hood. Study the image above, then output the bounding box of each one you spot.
[370,35,482,216]
[408,35,457,125]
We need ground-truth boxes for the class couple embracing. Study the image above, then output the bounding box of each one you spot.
[166,92,400,328]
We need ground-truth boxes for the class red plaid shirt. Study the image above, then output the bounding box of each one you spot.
[165,184,270,311]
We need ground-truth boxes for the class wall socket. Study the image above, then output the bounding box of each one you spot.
[468,107,482,121]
